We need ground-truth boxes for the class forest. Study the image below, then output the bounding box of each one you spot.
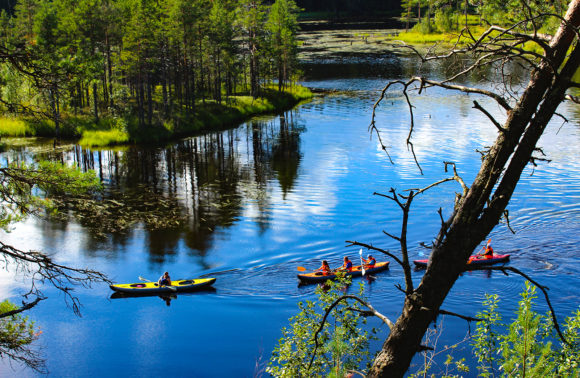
[0,0,306,144]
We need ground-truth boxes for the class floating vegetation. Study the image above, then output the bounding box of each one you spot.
[49,185,187,238]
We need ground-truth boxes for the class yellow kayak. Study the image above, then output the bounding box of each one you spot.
[109,277,216,294]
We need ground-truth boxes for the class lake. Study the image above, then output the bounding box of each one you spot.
[1,55,579,377]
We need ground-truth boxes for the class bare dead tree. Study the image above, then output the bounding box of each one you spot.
[351,2,580,376]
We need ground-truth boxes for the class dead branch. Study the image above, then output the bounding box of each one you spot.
[372,188,414,293]
[345,240,403,267]
[502,210,516,234]
[438,309,482,322]
[0,298,44,319]
[473,100,506,133]
[0,242,110,317]
[415,77,512,110]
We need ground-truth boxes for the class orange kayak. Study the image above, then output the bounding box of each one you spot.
[297,261,390,284]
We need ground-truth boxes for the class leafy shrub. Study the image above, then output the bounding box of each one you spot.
[472,282,580,377]
[435,8,455,33]
[412,18,433,34]
[268,274,377,377]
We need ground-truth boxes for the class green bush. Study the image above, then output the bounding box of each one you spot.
[268,274,377,377]
[0,299,43,372]
[472,282,580,377]
[435,8,455,33]
[412,18,433,34]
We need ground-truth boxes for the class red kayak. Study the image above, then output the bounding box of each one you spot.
[297,261,390,284]
[413,254,510,268]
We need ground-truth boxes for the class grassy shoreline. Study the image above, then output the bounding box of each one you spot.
[0,85,313,148]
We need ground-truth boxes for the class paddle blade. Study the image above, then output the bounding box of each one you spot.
[359,248,363,256]
[297,266,307,272]
[138,276,150,282]
[167,286,177,292]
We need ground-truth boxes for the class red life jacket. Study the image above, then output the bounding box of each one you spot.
[484,246,494,259]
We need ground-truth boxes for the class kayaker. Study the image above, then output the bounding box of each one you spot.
[158,271,171,286]
[483,241,494,259]
[363,254,376,268]
[315,260,332,275]
[339,256,353,272]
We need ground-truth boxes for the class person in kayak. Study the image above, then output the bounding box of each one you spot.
[315,260,332,275]
[482,240,494,259]
[363,254,376,268]
[339,256,353,272]
[158,272,171,286]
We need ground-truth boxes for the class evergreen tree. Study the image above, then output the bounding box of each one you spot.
[265,0,300,91]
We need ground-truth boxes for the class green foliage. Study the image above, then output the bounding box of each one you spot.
[0,300,42,371]
[1,0,304,140]
[79,128,130,147]
[434,8,455,33]
[0,161,101,229]
[412,17,433,35]
[267,274,377,377]
[0,117,31,137]
[472,282,580,377]
[265,0,301,91]
[0,300,39,347]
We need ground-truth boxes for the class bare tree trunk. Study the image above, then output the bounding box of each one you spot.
[368,1,580,376]
[93,82,99,123]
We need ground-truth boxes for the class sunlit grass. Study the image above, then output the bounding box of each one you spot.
[0,117,31,136]
[284,84,313,100]
[3,84,312,146]
[232,96,275,116]
[395,30,452,45]
[393,24,489,46]
[79,129,130,147]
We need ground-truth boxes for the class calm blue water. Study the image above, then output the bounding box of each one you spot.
[1,60,579,377]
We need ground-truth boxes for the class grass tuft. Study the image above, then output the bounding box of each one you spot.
[79,129,130,147]
[0,117,32,137]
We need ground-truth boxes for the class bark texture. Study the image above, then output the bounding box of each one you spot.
[368,1,580,376]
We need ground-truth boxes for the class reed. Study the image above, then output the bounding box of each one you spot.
[0,117,31,137]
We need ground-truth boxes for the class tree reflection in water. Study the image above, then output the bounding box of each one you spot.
[4,111,303,263]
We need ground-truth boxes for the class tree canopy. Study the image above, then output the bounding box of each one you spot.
[0,0,302,132]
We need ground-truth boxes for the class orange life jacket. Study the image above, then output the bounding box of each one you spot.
[316,264,331,274]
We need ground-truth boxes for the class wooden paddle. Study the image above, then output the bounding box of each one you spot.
[359,249,366,276]
[139,276,177,291]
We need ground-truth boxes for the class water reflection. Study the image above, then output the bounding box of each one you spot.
[2,111,304,263]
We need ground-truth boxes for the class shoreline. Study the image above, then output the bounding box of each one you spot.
[0,85,313,148]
